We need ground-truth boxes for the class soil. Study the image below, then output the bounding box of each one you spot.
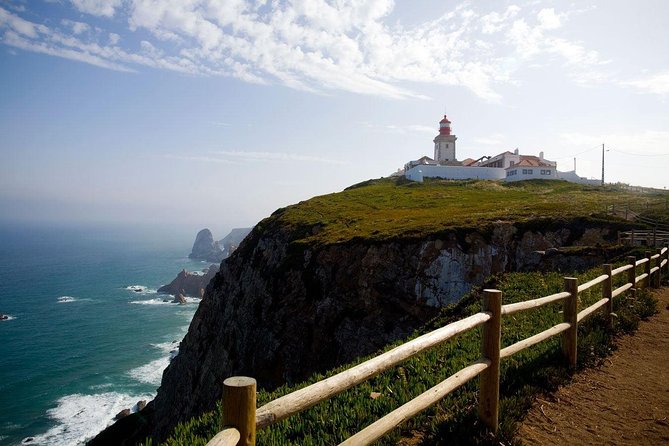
[515,287,669,445]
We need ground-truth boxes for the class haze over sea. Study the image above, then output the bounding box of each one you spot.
[0,223,212,446]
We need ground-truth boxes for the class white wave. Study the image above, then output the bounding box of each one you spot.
[125,285,157,295]
[129,297,175,306]
[1,314,15,321]
[57,296,76,303]
[128,357,170,386]
[130,296,202,306]
[151,340,180,355]
[25,392,153,446]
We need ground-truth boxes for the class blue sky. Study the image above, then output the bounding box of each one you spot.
[1,0,668,236]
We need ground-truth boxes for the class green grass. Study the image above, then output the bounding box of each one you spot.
[150,259,660,446]
[252,178,669,248]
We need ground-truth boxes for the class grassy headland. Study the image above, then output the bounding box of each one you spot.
[146,179,667,446]
[258,178,668,247]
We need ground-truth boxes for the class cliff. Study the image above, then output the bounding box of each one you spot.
[91,179,661,445]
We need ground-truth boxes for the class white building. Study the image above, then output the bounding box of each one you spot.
[404,114,595,185]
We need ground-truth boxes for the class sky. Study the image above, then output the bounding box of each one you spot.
[1,0,668,238]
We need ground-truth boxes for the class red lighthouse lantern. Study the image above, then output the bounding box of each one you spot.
[439,115,452,135]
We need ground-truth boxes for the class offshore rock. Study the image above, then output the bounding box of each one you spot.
[219,227,252,258]
[158,265,218,298]
[188,229,224,262]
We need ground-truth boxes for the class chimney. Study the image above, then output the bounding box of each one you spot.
[539,151,544,160]
[514,148,519,155]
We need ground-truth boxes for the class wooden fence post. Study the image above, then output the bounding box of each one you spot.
[627,256,637,299]
[655,248,662,288]
[652,228,657,247]
[479,289,502,435]
[644,251,652,289]
[631,230,635,246]
[222,377,257,446]
[562,278,578,369]
[602,264,613,328]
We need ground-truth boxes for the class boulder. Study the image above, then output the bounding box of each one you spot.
[115,408,131,420]
[137,400,147,411]
[158,265,218,298]
[188,229,224,262]
[173,293,187,305]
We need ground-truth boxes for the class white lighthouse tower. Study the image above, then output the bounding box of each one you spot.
[433,115,457,164]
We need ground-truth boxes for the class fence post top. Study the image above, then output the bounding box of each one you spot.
[224,376,257,387]
[483,289,502,294]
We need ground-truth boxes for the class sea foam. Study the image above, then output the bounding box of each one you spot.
[25,392,152,446]
[130,296,201,306]
[57,296,76,303]
[125,285,157,295]
[128,357,171,386]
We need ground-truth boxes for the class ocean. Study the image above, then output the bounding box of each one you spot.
[0,223,212,446]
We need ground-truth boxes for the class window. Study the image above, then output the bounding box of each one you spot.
[541,169,552,175]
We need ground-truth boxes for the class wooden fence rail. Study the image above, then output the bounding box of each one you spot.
[207,246,669,446]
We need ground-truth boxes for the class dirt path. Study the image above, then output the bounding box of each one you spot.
[516,287,669,445]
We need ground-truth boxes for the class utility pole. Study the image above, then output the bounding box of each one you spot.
[601,143,605,186]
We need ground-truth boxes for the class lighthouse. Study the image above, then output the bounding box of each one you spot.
[433,115,457,163]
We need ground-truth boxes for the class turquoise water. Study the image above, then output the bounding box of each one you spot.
[0,224,210,445]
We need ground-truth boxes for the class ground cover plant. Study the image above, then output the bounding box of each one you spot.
[256,178,668,247]
[149,255,659,446]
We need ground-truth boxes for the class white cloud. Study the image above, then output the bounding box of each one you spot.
[366,123,436,135]
[217,150,348,165]
[61,19,90,35]
[69,0,123,17]
[164,154,238,164]
[537,8,562,30]
[166,150,348,165]
[621,72,669,95]
[481,5,520,34]
[0,2,627,101]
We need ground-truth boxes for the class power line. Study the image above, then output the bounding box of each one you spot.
[608,146,669,157]
[554,144,602,161]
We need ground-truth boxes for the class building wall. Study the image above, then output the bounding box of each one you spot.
[556,170,601,185]
[406,165,506,182]
[433,135,457,163]
[480,153,520,169]
[505,166,557,182]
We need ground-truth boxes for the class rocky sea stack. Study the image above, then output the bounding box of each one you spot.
[188,229,225,263]
[157,265,219,298]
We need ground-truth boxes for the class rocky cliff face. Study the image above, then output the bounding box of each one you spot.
[157,265,219,298]
[131,217,621,443]
[189,229,225,262]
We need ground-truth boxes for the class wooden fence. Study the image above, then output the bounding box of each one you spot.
[618,229,669,248]
[207,247,669,446]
